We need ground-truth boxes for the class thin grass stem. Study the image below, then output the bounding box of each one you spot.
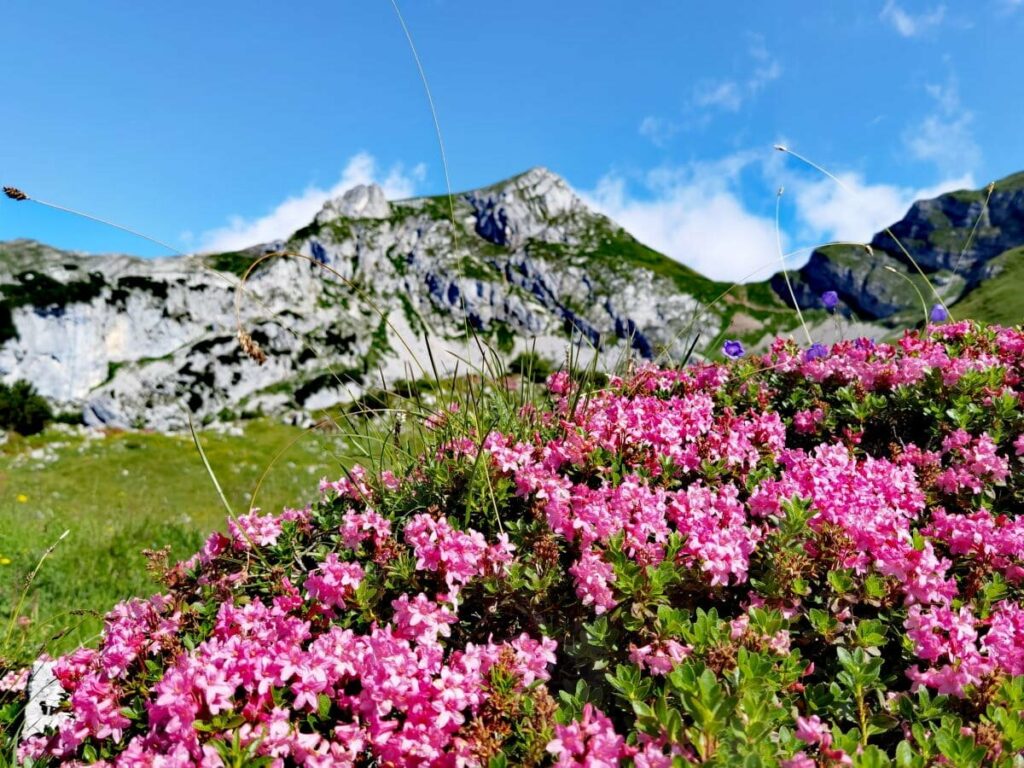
[952,181,996,278]
[775,186,813,345]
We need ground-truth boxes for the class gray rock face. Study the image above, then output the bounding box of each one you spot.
[23,660,69,739]
[777,172,1024,321]
[872,176,1024,278]
[465,167,587,248]
[0,168,720,431]
[771,246,930,319]
[316,184,391,223]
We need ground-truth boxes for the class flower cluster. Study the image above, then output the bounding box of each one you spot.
[5,321,1024,766]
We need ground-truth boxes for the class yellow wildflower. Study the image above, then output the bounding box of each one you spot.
[16,494,28,503]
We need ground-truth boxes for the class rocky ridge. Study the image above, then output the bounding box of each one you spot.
[0,168,751,431]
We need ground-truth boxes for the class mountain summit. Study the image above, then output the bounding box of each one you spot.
[316,183,392,222]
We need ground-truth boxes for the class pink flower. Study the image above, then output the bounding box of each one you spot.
[303,554,364,611]
[0,667,28,693]
[68,673,131,741]
[547,371,572,395]
[339,508,392,550]
[547,704,627,767]
[794,714,832,748]
[227,510,283,549]
[793,408,824,434]
[509,633,558,686]
[390,592,457,646]
[982,601,1024,675]
[905,604,995,695]
[403,513,489,599]
[198,531,229,564]
[569,550,617,615]
[629,640,690,675]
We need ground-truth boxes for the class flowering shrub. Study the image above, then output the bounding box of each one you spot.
[4,321,1024,766]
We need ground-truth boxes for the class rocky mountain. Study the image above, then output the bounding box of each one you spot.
[3,168,1022,432]
[0,169,790,430]
[774,171,1024,323]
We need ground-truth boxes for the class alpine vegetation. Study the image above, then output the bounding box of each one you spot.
[4,321,1024,766]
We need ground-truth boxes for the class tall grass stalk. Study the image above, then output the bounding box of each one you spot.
[389,0,460,242]
[2,530,69,652]
[952,181,996,277]
[187,413,235,520]
[883,265,931,326]
[775,186,813,345]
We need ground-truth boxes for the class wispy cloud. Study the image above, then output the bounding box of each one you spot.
[693,81,743,112]
[747,36,783,95]
[903,74,980,177]
[691,36,782,115]
[993,0,1024,17]
[640,37,782,145]
[880,1,946,36]
[198,153,426,253]
[638,116,681,148]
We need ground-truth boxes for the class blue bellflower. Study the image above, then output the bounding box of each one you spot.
[804,343,829,362]
[722,340,745,359]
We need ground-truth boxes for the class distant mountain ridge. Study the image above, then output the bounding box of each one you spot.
[775,171,1024,323]
[1,167,1022,430]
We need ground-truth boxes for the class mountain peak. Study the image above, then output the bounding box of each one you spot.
[316,183,391,223]
[464,166,585,248]
[515,165,567,186]
[485,166,573,198]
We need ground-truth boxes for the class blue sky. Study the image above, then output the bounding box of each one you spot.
[2,1,1022,281]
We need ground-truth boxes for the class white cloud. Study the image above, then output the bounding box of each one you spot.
[198,153,426,253]
[579,148,979,283]
[880,1,946,36]
[581,155,785,283]
[789,171,975,244]
[903,75,980,176]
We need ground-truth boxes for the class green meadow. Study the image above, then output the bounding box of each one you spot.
[0,420,353,657]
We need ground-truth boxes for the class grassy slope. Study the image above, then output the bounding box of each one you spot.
[947,169,1024,203]
[583,229,815,357]
[951,246,1024,326]
[586,225,728,305]
[0,420,353,654]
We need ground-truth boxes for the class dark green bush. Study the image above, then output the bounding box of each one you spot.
[0,379,53,435]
